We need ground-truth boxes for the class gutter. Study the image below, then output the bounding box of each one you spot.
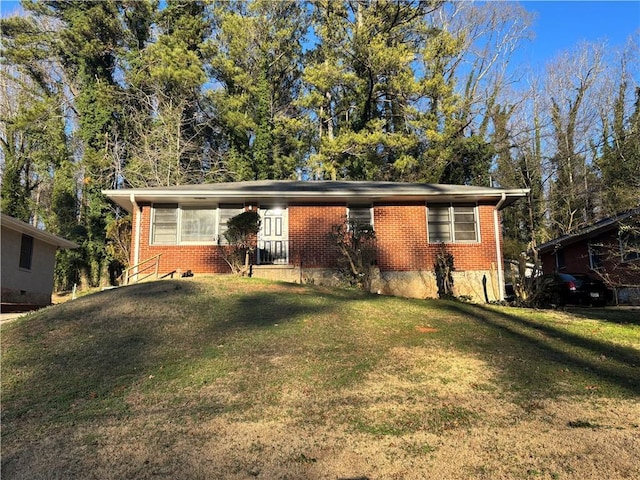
[493,193,507,301]
[131,193,141,277]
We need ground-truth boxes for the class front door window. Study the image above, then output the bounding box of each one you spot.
[258,208,288,264]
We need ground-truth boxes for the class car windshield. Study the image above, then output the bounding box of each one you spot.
[572,274,603,286]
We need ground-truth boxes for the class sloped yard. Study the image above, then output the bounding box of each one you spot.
[2,277,639,479]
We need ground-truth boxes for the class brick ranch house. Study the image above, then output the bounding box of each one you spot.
[103,181,528,302]
[538,208,640,304]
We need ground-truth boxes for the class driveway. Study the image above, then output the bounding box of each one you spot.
[0,312,28,324]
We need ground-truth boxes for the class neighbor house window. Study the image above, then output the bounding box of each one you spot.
[151,204,217,245]
[555,248,566,270]
[347,205,373,230]
[427,204,478,243]
[588,243,604,270]
[620,233,640,262]
[19,234,33,270]
[217,204,244,245]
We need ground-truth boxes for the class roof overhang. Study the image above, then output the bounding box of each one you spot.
[1,214,78,249]
[103,181,529,213]
[538,208,640,254]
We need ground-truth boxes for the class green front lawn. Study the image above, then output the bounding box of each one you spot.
[2,277,639,479]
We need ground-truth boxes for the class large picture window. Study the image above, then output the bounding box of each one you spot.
[151,204,219,245]
[427,204,478,243]
[181,207,216,243]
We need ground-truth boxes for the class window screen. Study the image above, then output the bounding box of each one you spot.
[453,206,477,242]
[428,204,478,243]
[348,205,373,229]
[428,206,451,243]
[152,204,178,244]
[588,243,604,270]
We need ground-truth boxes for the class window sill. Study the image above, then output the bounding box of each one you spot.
[150,242,219,246]
[428,241,480,245]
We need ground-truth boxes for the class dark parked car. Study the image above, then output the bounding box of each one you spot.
[536,273,611,307]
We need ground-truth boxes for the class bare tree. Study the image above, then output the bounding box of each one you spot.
[121,87,219,188]
[544,42,606,236]
[439,1,535,135]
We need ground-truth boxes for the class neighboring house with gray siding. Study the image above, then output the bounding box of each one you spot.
[1,213,77,311]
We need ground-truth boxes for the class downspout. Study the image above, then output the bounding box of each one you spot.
[493,193,507,301]
[131,193,141,281]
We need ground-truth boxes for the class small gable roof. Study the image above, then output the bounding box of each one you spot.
[103,180,529,213]
[1,214,78,249]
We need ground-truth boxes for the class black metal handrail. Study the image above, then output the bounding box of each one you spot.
[257,240,289,265]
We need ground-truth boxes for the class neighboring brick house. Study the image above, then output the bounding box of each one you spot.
[538,208,640,304]
[1,213,77,311]
[103,181,528,302]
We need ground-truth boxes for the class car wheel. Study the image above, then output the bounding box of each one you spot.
[551,293,564,308]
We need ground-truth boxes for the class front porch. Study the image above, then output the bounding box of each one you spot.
[251,263,300,283]
[256,240,289,266]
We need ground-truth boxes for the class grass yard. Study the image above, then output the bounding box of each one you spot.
[1,276,639,479]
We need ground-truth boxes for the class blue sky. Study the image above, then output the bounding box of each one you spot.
[1,0,638,70]
[520,1,639,67]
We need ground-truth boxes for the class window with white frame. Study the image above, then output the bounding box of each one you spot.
[181,207,216,243]
[427,204,478,243]
[152,204,179,244]
[347,205,373,230]
[150,204,219,245]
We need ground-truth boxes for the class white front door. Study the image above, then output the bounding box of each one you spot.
[258,207,288,264]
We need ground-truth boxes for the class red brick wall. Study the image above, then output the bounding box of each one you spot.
[131,202,501,275]
[289,204,343,268]
[133,204,230,275]
[541,243,591,274]
[375,203,429,271]
[375,203,499,271]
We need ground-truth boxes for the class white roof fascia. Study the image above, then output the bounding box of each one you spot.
[1,214,78,249]
[103,182,529,213]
